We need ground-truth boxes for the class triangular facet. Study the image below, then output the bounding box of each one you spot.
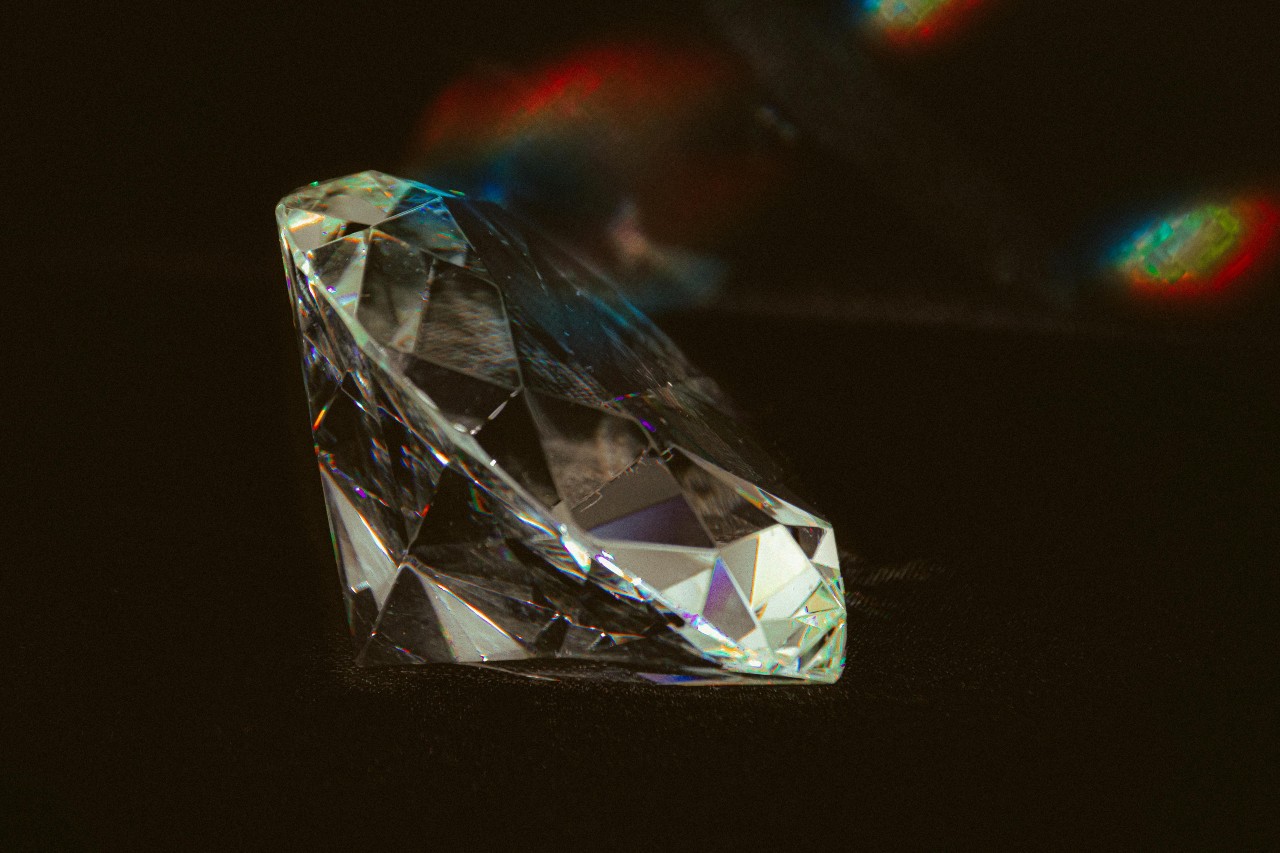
[313,374,405,552]
[527,392,650,507]
[679,448,828,530]
[344,586,381,654]
[717,531,760,601]
[409,466,502,550]
[321,469,400,609]
[420,576,528,663]
[727,525,816,612]
[395,354,517,432]
[411,264,518,386]
[359,567,455,665]
[356,228,432,351]
[282,171,439,237]
[667,448,776,544]
[369,385,443,535]
[473,392,560,507]
[572,455,711,547]
[596,541,716,592]
[306,235,368,318]
[298,336,343,423]
[282,208,361,253]
[428,572,560,651]
[702,559,759,641]
[788,525,825,559]
[375,198,492,282]
[510,324,613,406]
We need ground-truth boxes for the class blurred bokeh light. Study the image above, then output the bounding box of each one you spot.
[385,2,1280,335]
[858,0,988,48]
[1110,196,1279,297]
[406,40,793,311]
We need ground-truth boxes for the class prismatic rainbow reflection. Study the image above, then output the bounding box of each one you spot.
[406,40,783,312]
[415,42,736,157]
[408,40,785,239]
[1111,197,1279,296]
[860,0,988,47]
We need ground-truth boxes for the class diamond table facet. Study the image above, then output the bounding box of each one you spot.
[278,170,846,684]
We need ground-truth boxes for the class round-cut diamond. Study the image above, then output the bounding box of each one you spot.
[278,171,846,684]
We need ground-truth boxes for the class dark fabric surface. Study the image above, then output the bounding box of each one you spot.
[9,273,1278,846]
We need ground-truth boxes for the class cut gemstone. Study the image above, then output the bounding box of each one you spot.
[278,170,846,684]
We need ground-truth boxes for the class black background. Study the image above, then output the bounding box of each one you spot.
[10,1,1280,848]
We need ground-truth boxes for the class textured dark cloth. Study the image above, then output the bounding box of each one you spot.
[9,288,1277,846]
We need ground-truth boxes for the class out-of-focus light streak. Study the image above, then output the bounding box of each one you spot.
[860,0,988,48]
[409,40,774,245]
[408,40,782,311]
[1112,197,1279,296]
[414,42,737,180]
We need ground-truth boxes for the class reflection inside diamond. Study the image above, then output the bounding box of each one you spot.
[278,170,847,684]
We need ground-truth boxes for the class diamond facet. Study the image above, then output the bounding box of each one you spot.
[278,171,846,684]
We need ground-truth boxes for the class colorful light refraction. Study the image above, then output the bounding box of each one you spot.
[411,41,742,215]
[405,41,783,312]
[1112,197,1279,295]
[861,0,987,47]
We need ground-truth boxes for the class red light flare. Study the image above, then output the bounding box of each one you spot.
[414,42,741,166]
[874,0,990,51]
[410,41,786,245]
[1209,198,1280,290]
[1129,197,1280,302]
